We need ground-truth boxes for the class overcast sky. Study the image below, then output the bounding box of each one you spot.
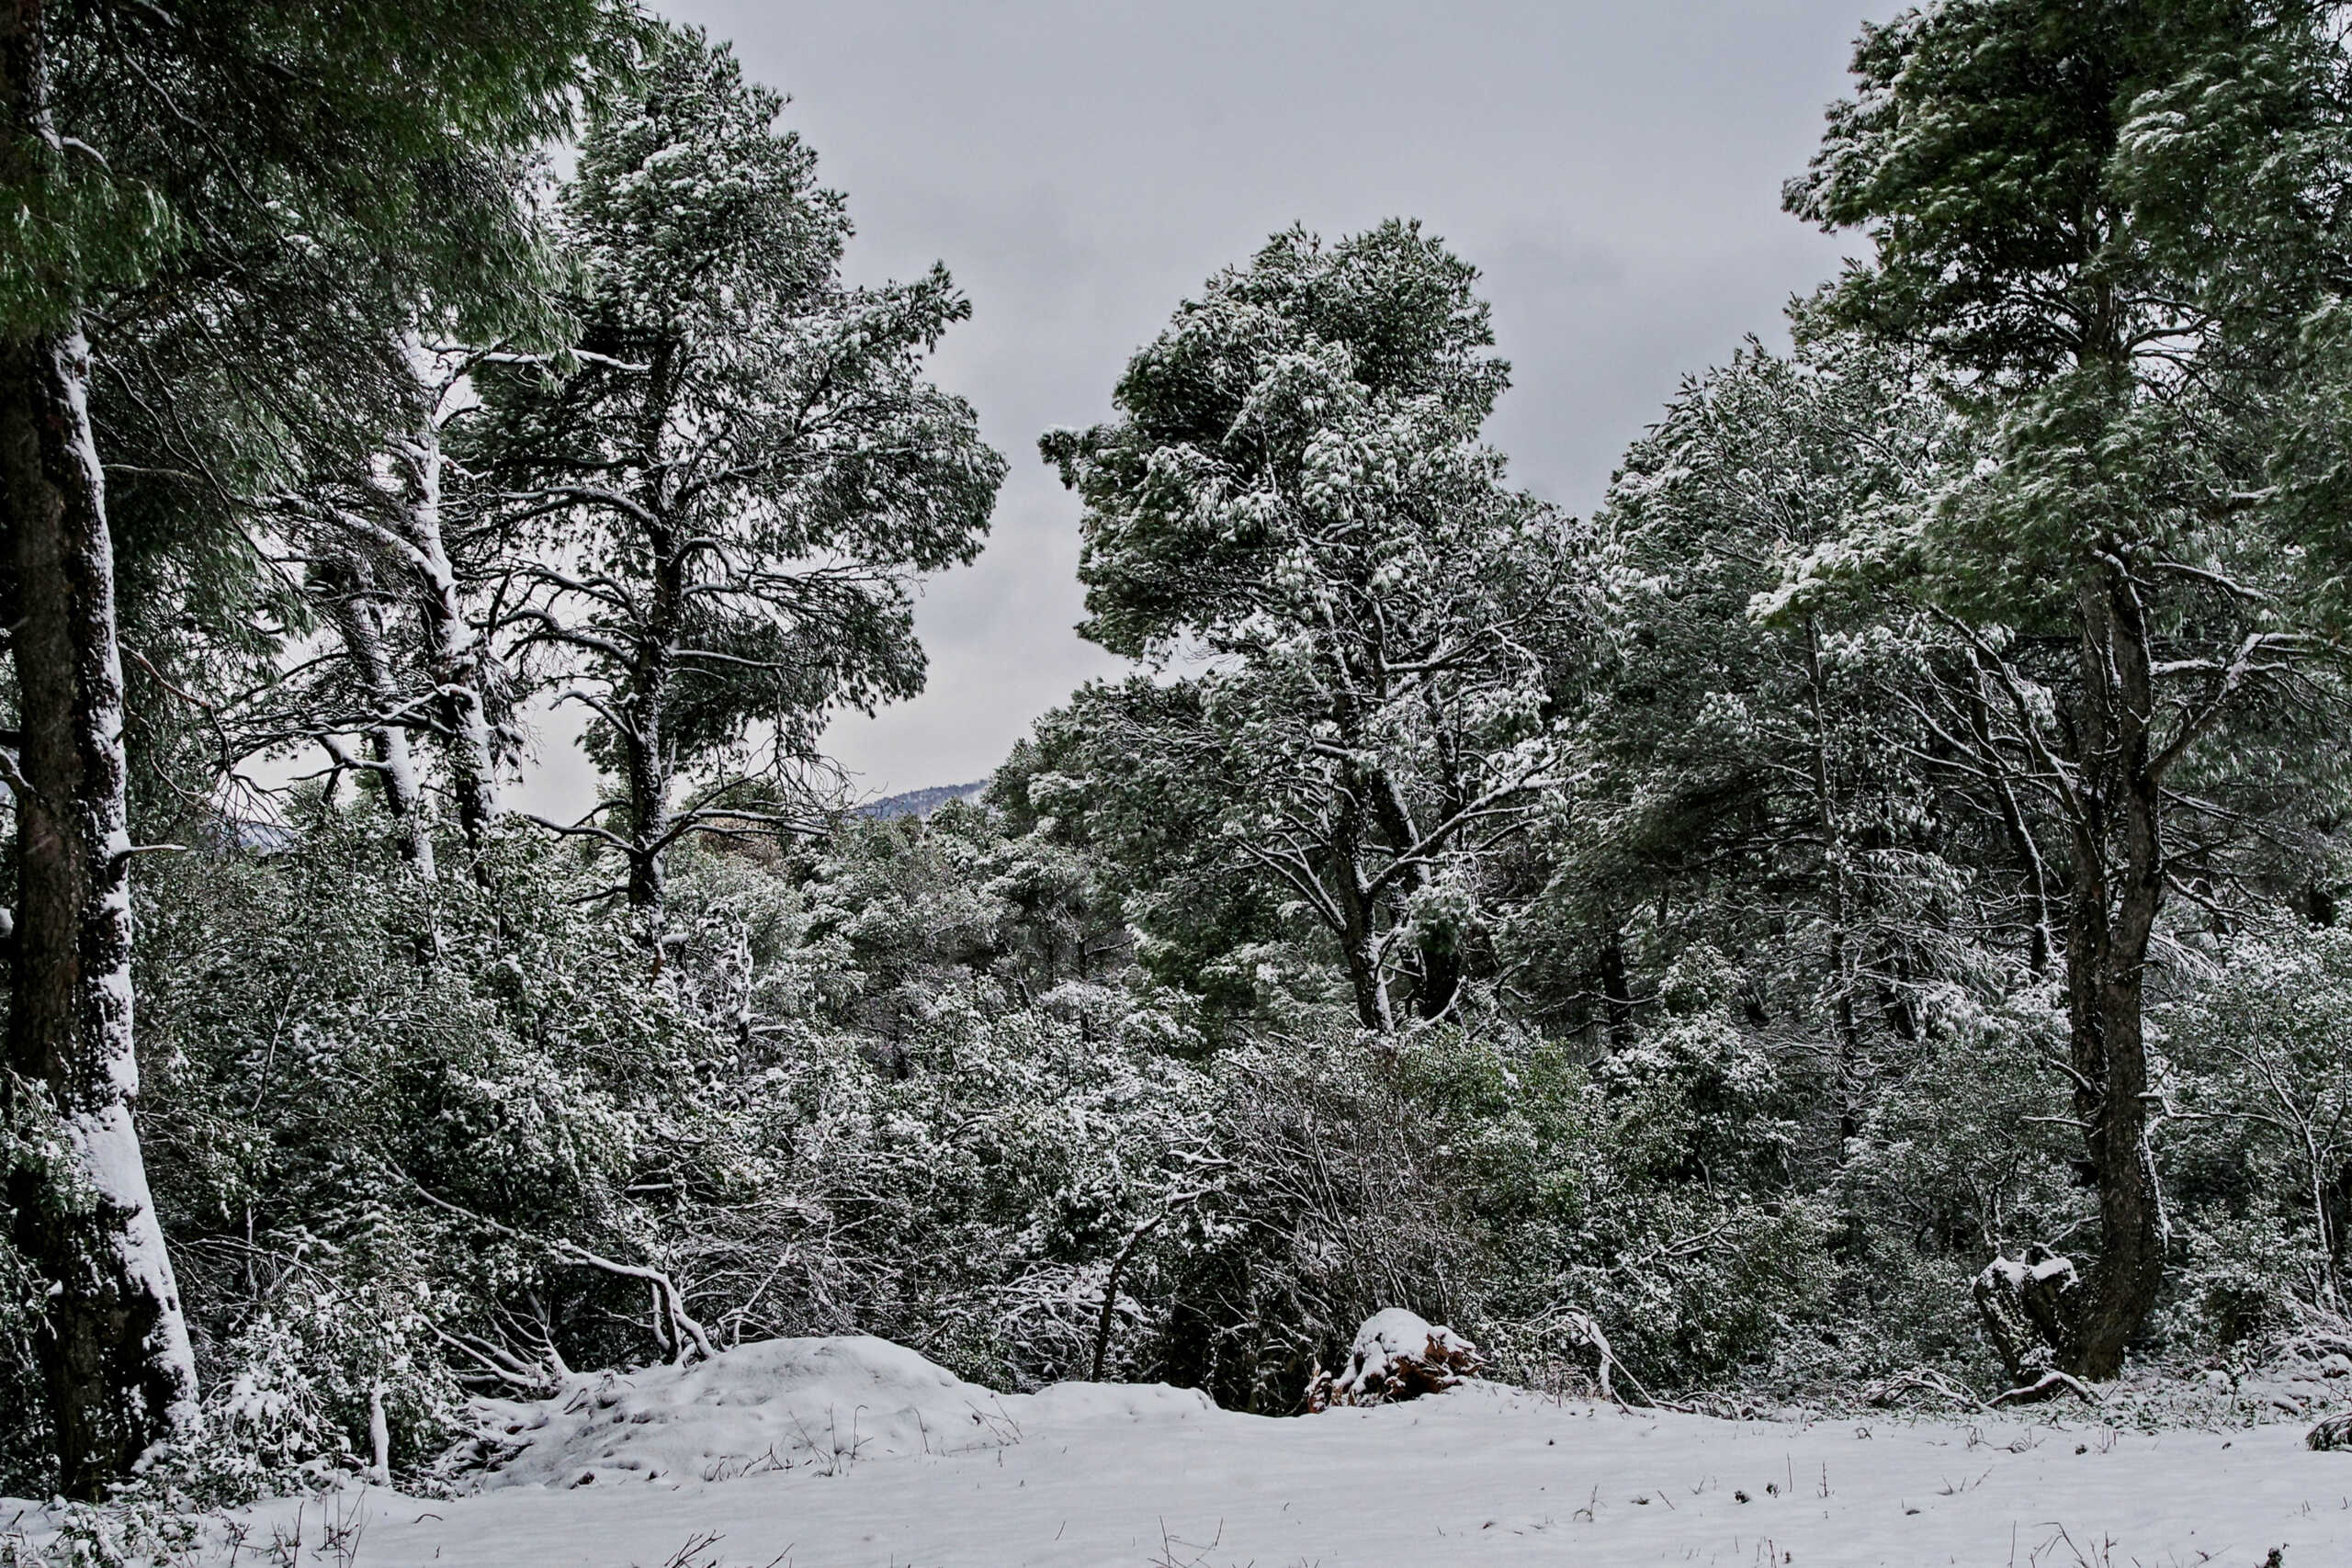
[537,1,1890,808]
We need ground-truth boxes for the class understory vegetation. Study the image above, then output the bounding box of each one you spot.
[6,0,2352,1513]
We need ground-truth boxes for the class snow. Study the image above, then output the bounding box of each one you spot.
[14,1336,2352,1566]
[1347,1307,1473,1371]
[1983,1252,2080,1295]
[67,1100,200,1445]
[462,1336,1214,1489]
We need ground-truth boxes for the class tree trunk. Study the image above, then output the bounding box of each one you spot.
[417,557,501,849]
[2063,561,2166,1380]
[395,334,502,849]
[1600,933,1634,1051]
[1333,877,1391,1033]
[623,547,677,916]
[1973,1244,2084,1393]
[0,327,202,1497]
[1414,928,1464,1022]
[317,551,435,877]
[618,351,681,920]
[1328,784,1392,1033]
[1363,765,1460,1021]
[625,730,669,914]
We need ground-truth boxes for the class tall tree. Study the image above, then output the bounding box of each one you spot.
[0,0,624,1495]
[1789,0,2352,1379]
[486,28,1002,915]
[1042,223,1583,1032]
[386,334,520,852]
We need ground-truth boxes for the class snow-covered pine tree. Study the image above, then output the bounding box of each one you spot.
[257,327,539,876]
[1041,222,1585,1033]
[1564,324,1975,1136]
[483,27,1004,916]
[1788,0,2352,1381]
[0,0,627,1496]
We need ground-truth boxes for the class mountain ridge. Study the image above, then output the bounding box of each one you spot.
[854,780,989,820]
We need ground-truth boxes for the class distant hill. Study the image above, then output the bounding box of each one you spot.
[856,781,989,820]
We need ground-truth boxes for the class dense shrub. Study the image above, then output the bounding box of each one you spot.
[9,785,2352,1495]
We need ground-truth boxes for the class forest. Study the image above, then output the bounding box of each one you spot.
[6,0,2352,1554]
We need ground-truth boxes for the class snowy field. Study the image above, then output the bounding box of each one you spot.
[16,1337,2348,1568]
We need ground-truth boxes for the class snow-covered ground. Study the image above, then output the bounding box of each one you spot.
[13,1337,2352,1566]
[458,1336,1215,1489]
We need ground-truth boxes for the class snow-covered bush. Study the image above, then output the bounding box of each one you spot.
[1151,1018,1835,1413]
[2161,924,2352,1348]
[1150,1028,1526,1412]
[206,1270,460,1482]
[112,811,696,1488]
[0,798,1216,1494]
[662,983,1216,1392]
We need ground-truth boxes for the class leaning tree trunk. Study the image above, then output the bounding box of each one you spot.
[2063,560,2167,1380]
[0,326,202,1498]
[413,522,501,849]
[394,333,503,849]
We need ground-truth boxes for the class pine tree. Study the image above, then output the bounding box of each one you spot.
[1564,327,1977,1123]
[1042,222,1584,1032]
[1788,0,2352,1381]
[485,28,1003,916]
[258,327,540,876]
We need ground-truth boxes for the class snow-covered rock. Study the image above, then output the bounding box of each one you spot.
[1309,1307,1482,1410]
[457,1336,1212,1490]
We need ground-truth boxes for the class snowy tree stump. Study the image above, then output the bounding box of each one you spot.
[1974,1246,2074,1382]
[1973,1244,2090,1403]
[1307,1310,1482,1411]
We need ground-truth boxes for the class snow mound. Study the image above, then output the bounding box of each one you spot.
[1015,1378,1218,1426]
[461,1336,1213,1491]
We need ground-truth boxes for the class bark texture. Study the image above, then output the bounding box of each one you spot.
[317,550,435,877]
[0,327,202,1496]
[2063,560,2167,1380]
[395,334,503,849]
